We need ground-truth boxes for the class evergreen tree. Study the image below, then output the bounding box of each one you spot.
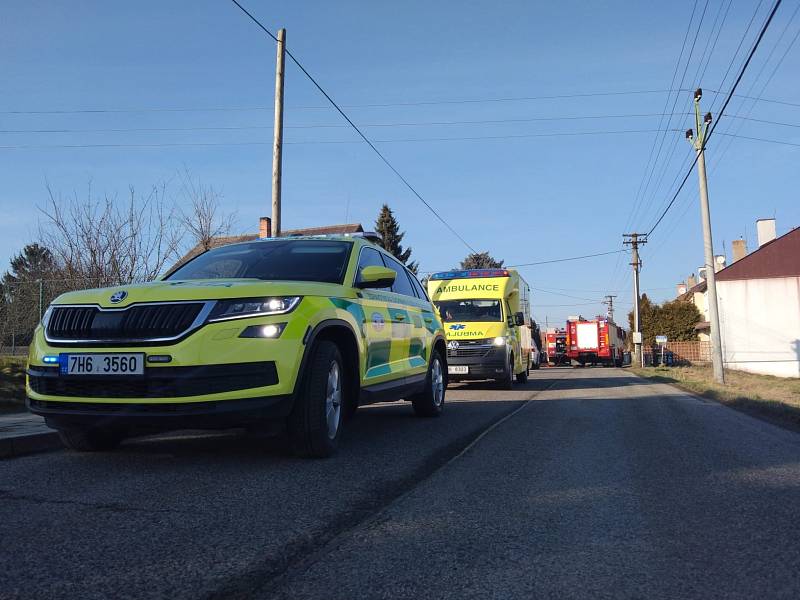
[375,204,418,274]
[1,243,63,347]
[460,252,504,270]
[627,294,701,346]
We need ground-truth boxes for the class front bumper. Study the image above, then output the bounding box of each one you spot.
[446,346,508,380]
[28,394,293,430]
[26,360,292,429]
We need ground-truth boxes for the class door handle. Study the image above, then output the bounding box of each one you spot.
[424,317,433,323]
[395,314,406,321]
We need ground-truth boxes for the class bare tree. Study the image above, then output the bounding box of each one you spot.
[178,170,236,251]
[39,181,184,287]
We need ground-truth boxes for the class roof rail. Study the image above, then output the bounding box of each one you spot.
[350,231,382,245]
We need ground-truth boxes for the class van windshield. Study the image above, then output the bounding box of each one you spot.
[434,299,503,322]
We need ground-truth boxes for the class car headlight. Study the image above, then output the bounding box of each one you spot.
[207,297,301,322]
[493,336,506,346]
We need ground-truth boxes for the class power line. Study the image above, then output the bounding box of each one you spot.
[507,249,627,268]
[2,89,797,116]
[0,89,693,116]
[647,0,785,237]
[229,1,480,252]
[611,0,704,295]
[0,112,698,134]
[635,0,710,231]
[0,129,684,150]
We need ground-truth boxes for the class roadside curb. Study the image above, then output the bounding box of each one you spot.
[0,430,61,459]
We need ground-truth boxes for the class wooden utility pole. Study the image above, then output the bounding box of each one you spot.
[687,88,725,384]
[624,233,647,367]
[271,28,286,237]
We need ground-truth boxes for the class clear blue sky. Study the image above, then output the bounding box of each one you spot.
[2,0,798,326]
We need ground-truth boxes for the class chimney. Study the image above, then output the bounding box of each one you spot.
[259,216,272,239]
[732,238,747,262]
[756,218,776,247]
[687,274,697,289]
[714,255,726,272]
[697,267,706,283]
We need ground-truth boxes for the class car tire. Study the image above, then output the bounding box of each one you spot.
[288,340,344,458]
[411,350,446,418]
[57,427,126,452]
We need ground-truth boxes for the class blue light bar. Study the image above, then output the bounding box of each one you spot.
[430,269,510,281]
[43,355,59,364]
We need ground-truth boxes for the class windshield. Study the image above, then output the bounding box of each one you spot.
[167,240,353,284]
[435,299,503,322]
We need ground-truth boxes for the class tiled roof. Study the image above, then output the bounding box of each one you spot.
[717,227,800,281]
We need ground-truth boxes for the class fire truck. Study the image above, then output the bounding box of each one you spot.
[544,327,568,366]
[565,316,626,367]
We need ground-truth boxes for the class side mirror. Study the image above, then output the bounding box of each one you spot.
[514,312,525,326]
[356,265,396,289]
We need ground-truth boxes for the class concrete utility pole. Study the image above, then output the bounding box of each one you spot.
[686,88,725,385]
[271,28,286,237]
[623,233,647,367]
[603,294,617,322]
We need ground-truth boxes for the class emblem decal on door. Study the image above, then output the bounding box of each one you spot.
[371,312,385,331]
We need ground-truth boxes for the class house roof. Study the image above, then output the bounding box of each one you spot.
[171,223,364,271]
[716,226,800,281]
[678,279,707,301]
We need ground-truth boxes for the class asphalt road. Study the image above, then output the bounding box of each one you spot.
[3,368,800,599]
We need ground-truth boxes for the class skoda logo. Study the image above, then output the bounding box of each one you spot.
[109,290,128,304]
[447,340,459,350]
[449,324,465,330]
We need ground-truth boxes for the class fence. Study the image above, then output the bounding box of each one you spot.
[0,277,135,354]
[644,340,711,366]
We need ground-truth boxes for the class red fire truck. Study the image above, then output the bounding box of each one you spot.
[544,327,568,366]
[566,316,626,367]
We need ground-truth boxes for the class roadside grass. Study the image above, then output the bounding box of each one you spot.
[0,356,27,414]
[632,364,800,431]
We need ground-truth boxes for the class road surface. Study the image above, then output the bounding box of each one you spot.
[2,368,800,599]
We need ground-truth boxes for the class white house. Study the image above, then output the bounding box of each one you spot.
[716,224,800,378]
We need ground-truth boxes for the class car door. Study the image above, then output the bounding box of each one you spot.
[353,246,395,385]
[380,255,428,379]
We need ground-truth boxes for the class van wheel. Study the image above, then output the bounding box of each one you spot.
[499,356,514,390]
[411,350,446,417]
[57,427,126,452]
[288,340,344,458]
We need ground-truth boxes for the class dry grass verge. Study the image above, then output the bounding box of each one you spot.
[632,365,800,431]
[0,356,27,414]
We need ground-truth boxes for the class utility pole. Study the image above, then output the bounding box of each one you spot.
[602,294,617,322]
[623,233,647,367]
[686,88,725,384]
[271,28,286,237]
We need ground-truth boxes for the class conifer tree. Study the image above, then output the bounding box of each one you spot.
[375,204,418,274]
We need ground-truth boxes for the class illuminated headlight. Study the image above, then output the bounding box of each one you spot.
[207,297,300,322]
[493,336,506,346]
[239,323,287,339]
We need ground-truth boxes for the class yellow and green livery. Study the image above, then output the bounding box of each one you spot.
[27,235,447,457]
[427,268,532,388]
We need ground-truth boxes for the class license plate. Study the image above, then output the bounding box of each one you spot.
[448,365,469,375]
[59,353,145,376]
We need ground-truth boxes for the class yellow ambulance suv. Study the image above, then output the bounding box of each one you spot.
[27,235,447,457]
[427,268,532,388]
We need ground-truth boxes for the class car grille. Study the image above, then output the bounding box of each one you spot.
[46,303,205,344]
[27,362,278,398]
[447,339,495,359]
